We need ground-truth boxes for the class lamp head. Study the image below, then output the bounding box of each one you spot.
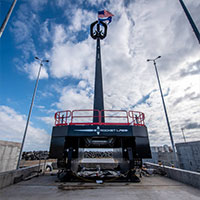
[147,56,161,62]
[35,57,49,63]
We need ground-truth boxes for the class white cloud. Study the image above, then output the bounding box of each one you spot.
[10,4,38,58]
[56,0,66,7]
[56,86,93,110]
[30,0,48,11]
[78,80,88,88]
[40,19,51,43]
[53,24,68,45]
[37,116,54,126]
[35,105,45,109]
[11,20,29,43]
[23,61,49,80]
[50,32,94,79]
[10,1,49,80]
[86,0,105,6]
[68,9,96,32]
[0,105,50,151]
[133,67,200,146]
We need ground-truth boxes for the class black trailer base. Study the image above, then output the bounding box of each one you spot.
[49,110,151,182]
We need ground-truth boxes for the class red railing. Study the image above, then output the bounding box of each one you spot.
[101,110,129,125]
[54,110,71,126]
[70,109,100,125]
[129,111,145,126]
[54,109,145,126]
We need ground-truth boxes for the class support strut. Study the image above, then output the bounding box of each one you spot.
[90,21,107,123]
[127,147,140,182]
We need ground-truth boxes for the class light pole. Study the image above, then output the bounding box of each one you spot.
[147,56,178,165]
[178,0,200,44]
[16,57,49,169]
[0,0,17,38]
[181,128,186,143]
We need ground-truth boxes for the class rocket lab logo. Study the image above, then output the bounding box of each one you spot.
[96,126,100,135]
[74,126,128,135]
[74,126,101,135]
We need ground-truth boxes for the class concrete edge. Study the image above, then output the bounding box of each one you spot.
[144,162,200,189]
[0,164,45,189]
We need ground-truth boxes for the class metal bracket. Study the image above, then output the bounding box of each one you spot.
[90,21,107,40]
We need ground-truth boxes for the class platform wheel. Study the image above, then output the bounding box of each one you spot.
[57,169,72,182]
[128,169,141,183]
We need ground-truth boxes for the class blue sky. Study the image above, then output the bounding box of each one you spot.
[0,0,200,150]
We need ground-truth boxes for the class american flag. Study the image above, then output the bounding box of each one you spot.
[98,10,114,24]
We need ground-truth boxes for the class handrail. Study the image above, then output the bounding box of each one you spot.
[101,110,130,125]
[54,110,71,126]
[128,111,145,126]
[70,109,100,125]
[54,109,145,126]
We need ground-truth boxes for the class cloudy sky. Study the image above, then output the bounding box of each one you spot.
[0,0,199,151]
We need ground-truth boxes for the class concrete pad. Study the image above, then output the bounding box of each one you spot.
[0,172,200,200]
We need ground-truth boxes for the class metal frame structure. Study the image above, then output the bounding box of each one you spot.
[54,109,145,126]
[49,20,151,182]
[49,108,151,181]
